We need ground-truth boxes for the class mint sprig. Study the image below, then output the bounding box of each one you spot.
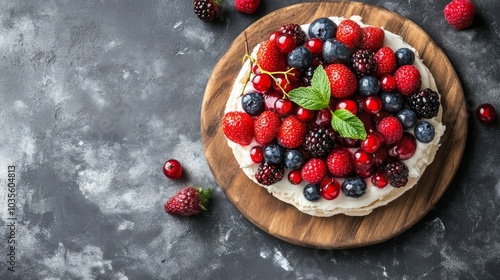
[288,65,367,140]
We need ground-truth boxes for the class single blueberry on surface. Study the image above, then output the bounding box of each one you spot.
[264,143,284,164]
[414,121,435,143]
[241,92,265,116]
[380,91,405,113]
[303,183,321,201]
[358,75,380,97]
[395,108,418,129]
[309,18,337,41]
[395,47,415,67]
[322,39,351,65]
[342,176,367,198]
[287,46,313,69]
[283,149,305,170]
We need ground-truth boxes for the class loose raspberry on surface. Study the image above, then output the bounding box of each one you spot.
[277,115,307,149]
[235,0,260,15]
[360,26,385,52]
[301,158,327,184]
[394,65,421,97]
[222,111,254,146]
[325,63,357,99]
[444,0,475,30]
[256,40,288,72]
[336,19,362,50]
[164,187,211,217]
[254,111,281,145]
[377,116,403,145]
[326,147,354,178]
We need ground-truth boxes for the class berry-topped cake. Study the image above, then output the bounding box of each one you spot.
[222,16,445,216]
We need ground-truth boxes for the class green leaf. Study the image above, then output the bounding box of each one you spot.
[331,109,367,140]
[310,65,330,102]
[288,87,329,110]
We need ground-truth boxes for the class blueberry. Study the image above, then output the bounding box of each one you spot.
[283,149,305,170]
[395,108,418,129]
[414,121,435,143]
[303,183,321,201]
[241,92,265,116]
[395,48,415,67]
[358,75,380,97]
[264,143,284,164]
[308,18,337,41]
[380,91,405,113]
[322,39,351,65]
[287,46,313,69]
[341,176,367,198]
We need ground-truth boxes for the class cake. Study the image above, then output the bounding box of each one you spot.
[222,16,445,217]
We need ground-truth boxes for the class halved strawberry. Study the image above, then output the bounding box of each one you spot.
[222,111,254,146]
[254,111,281,145]
[277,115,307,149]
[256,39,287,72]
[360,26,384,52]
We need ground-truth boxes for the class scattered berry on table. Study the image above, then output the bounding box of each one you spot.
[303,183,321,201]
[163,159,183,180]
[254,110,281,145]
[308,18,337,41]
[384,161,409,188]
[407,88,440,119]
[277,115,308,149]
[255,162,284,186]
[351,49,376,76]
[341,176,367,198]
[377,115,403,145]
[395,108,418,129]
[303,127,335,158]
[281,23,307,46]
[235,0,261,14]
[283,149,305,170]
[394,65,422,97]
[288,170,303,185]
[336,19,362,50]
[222,111,254,146]
[301,158,327,184]
[257,39,288,72]
[395,47,415,67]
[325,63,357,99]
[326,147,354,178]
[444,0,475,30]
[414,121,435,143]
[164,187,211,217]
[320,177,341,200]
[476,103,497,124]
[360,26,385,52]
[287,46,313,69]
[263,142,284,164]
[193,0,221,22]
[241,92,265,116]
[380,91,405,113]
[322,39,351,65]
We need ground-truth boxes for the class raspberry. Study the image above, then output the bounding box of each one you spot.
[383,161,409,188]
[360,26,384,52]
[301,158,327,184]
[164,187,211,216]
[374,47,397,77]
[277,115,307,149]
[351,50,376,77]
[325,64,357,99]
[444,0,475,30]
[222,111,254,146]
[336,19,362,50]
[394,65,422,97]
[407,88,440,119]
[326,147,354,178]
[377,116,403,145]
[193,0,221,22]
[255,162,284,186]
[235,0,261,15]
[254,111,281,145]
[280,23,307,46]
[303,127,335,158]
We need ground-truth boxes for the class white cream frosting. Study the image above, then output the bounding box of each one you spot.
[224,16,445,216]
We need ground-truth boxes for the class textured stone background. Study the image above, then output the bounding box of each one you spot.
[0,0,499,279]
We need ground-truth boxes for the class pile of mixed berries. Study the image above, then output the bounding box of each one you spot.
[222,17,441,202]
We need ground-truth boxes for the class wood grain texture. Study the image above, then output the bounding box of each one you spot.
[200,1,467,249]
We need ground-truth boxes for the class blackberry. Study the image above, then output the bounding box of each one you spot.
[280,23,307,46]
[383,161,409,188]
[351,50,376,77]
[255,162,284,186]
[301,65,315,86]
[193,0,220,22]
[303,127,335,158]
[407,88,440,119]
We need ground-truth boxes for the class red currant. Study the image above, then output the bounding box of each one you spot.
[379,74,396,92]
[268,31,281,43]
[363,96,383,115]
[388,132,417,160]
[304,38,324,56]
[476,103,496,124]
[274,98,293,116]
[319,177,341,200]
[294,106,315,123]
[287,68,301,83]
[250,146,264,163]
[353,149,374,171]
[336,99,358,115]
[252,74,272,92]
[356,166,374,178]
[361,132,382,153]
[264,91,281,112]
[288,170,303,185]
[311,108,332,128]
[272,74,295,93]
[252,64,261,75]
[277,34,296,54]
[373,146,389,168]
[371,170,389,188]
[163,159,182,180]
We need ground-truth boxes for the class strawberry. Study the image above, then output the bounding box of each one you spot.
[164,187,211,217]
[377,116,403,145]
[394,65,422,97]
[222,111,254,146]
[325,64,357,99]
[326,147,354,178]
[256,39,287,72]
[444,0,475,30]
[360,26,385,52]
[301,158,327,184]
[336,19,362,50]
[254,111,281,145]
[373,46,397,77]
[277,115,307,149]
[235,0,260,14]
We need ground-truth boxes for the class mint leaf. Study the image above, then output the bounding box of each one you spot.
[310,65,330,101]
[331,109,367,140]
[288,87,329,110]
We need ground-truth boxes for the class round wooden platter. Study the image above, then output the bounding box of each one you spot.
[201,1,467,249]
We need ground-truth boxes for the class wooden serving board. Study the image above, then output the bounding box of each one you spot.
[201,1,467,249]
